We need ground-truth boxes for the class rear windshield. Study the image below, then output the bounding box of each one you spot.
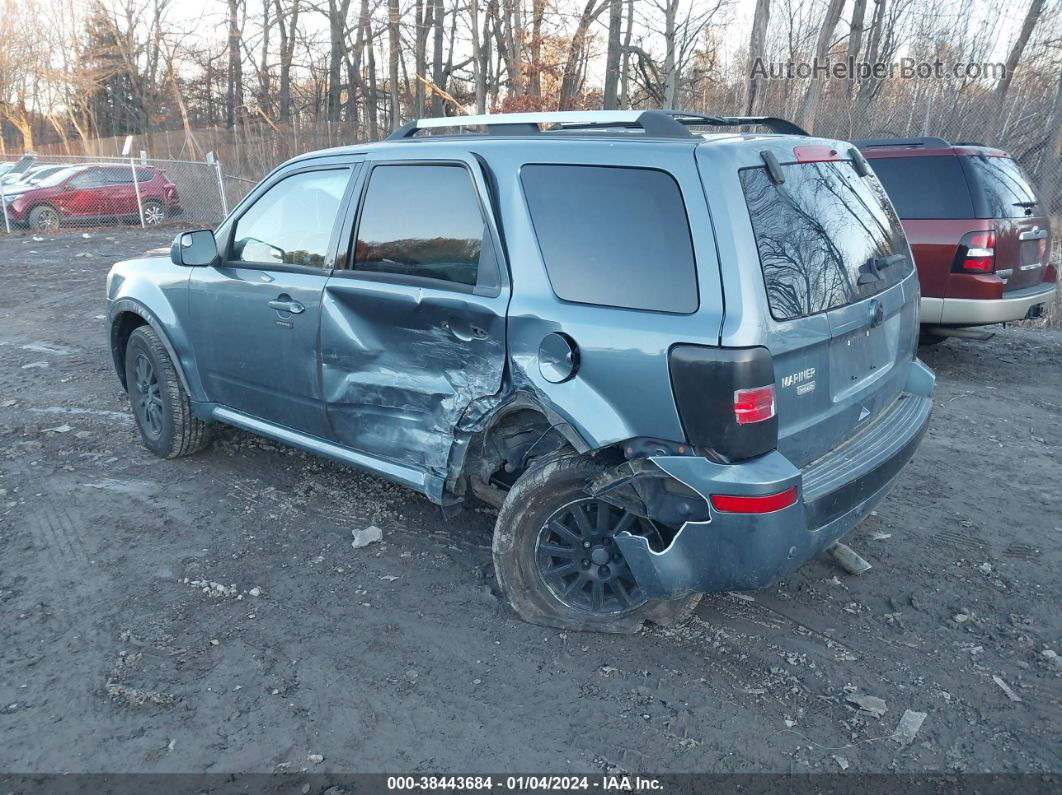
[520,164,698,313]
[961,155,1040,219]
[866,155,974,219]
[740,160,912,322]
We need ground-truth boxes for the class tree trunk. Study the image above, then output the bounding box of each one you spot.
[856,0,886,108]
[414,0,433,115]
[226,0,243,128]
[988,0,1045,142]
[275,0,300,120]
[388,0,401,127]
[620,0,633,106]
[431,0,445,115]
[602,0,622,109]
[662,0,678,108]
[796,0,844,131]
[845,0,867,98]
[530,0,544,102]
[559,0,606,110]
[470,0,487,113]
[744,0,770,114]
[326,0,352,121]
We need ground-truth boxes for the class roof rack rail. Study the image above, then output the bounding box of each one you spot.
[386,110,808,140]
[851,136,952,149]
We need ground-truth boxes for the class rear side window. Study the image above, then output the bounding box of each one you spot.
[866,156,974,219]
[354,164,487,288]
[520,164,698,313]
[741,160,912,321]
[961,156,1040,218]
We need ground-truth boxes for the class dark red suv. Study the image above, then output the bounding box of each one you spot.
[856,137,1056,343]
[2,164,182,231]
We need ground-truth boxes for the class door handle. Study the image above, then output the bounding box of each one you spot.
[268,298,305,314]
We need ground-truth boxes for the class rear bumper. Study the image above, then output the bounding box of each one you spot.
[613,360,935,599]
[920,282,1056,326]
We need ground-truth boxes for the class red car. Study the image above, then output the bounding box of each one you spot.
[857,137,1056,344]
[2,163,182,231]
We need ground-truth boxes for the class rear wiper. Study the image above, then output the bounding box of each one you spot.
[857,253,906,285]
[1013,200,1037,207]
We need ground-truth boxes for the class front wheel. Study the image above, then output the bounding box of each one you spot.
[492,454,701,633]
[28,205,61,232]
[124,326,213,458]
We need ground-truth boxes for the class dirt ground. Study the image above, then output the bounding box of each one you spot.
[0,228,1059,776]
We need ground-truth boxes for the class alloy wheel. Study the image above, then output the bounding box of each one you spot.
[534,498,658,615]
[132,353,164,439]
[143,203,165,226]
[36,208,59,231]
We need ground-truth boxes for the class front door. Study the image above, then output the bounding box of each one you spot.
[189,165,357,438]
[319,158,509,489]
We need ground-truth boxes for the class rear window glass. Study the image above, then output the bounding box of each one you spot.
[520,164,697,313]
[741,160,912,321]
[866,156,974,219]
[962,156,1040,218]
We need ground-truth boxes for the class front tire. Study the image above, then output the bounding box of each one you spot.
[492,454,701,633]
[124,326,212,458]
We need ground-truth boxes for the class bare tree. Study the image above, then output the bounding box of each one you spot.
[989,0,1046,140]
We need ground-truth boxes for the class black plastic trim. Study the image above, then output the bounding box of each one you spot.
[668,345,777,460]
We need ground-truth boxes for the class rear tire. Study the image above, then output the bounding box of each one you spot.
[492,454,701,633]
[124,326,212,458]
[28,205,60,232]
[141,200,165,226]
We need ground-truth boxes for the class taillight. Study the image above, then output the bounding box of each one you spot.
[953,230,995,273]
[710,486,798,514]
[734,385,776,425]
[668,345,778,460]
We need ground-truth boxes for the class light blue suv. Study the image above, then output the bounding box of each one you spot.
[107,111,934,632]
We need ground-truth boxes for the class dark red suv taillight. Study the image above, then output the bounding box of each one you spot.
[953,230,995,273]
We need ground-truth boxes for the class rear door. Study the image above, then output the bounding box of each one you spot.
[962,154,1051,291]
[319,156,509,484]
[736,154,919,467]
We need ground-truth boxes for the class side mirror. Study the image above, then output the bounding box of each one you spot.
[171,229,218,267]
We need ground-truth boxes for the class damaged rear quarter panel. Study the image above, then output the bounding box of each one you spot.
[484,142,726,450]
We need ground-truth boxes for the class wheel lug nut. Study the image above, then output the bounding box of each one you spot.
[582,541,591,549]
[581,559,590,568]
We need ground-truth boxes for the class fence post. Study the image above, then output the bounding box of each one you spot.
[1,180,9,234]
[207,152,228,219]
[130,155,145,229]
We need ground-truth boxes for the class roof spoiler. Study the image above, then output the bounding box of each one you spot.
[851,136,952,149]
[387,111,808,140]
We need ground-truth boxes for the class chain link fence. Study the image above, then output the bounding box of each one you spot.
[0,153,233,234]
